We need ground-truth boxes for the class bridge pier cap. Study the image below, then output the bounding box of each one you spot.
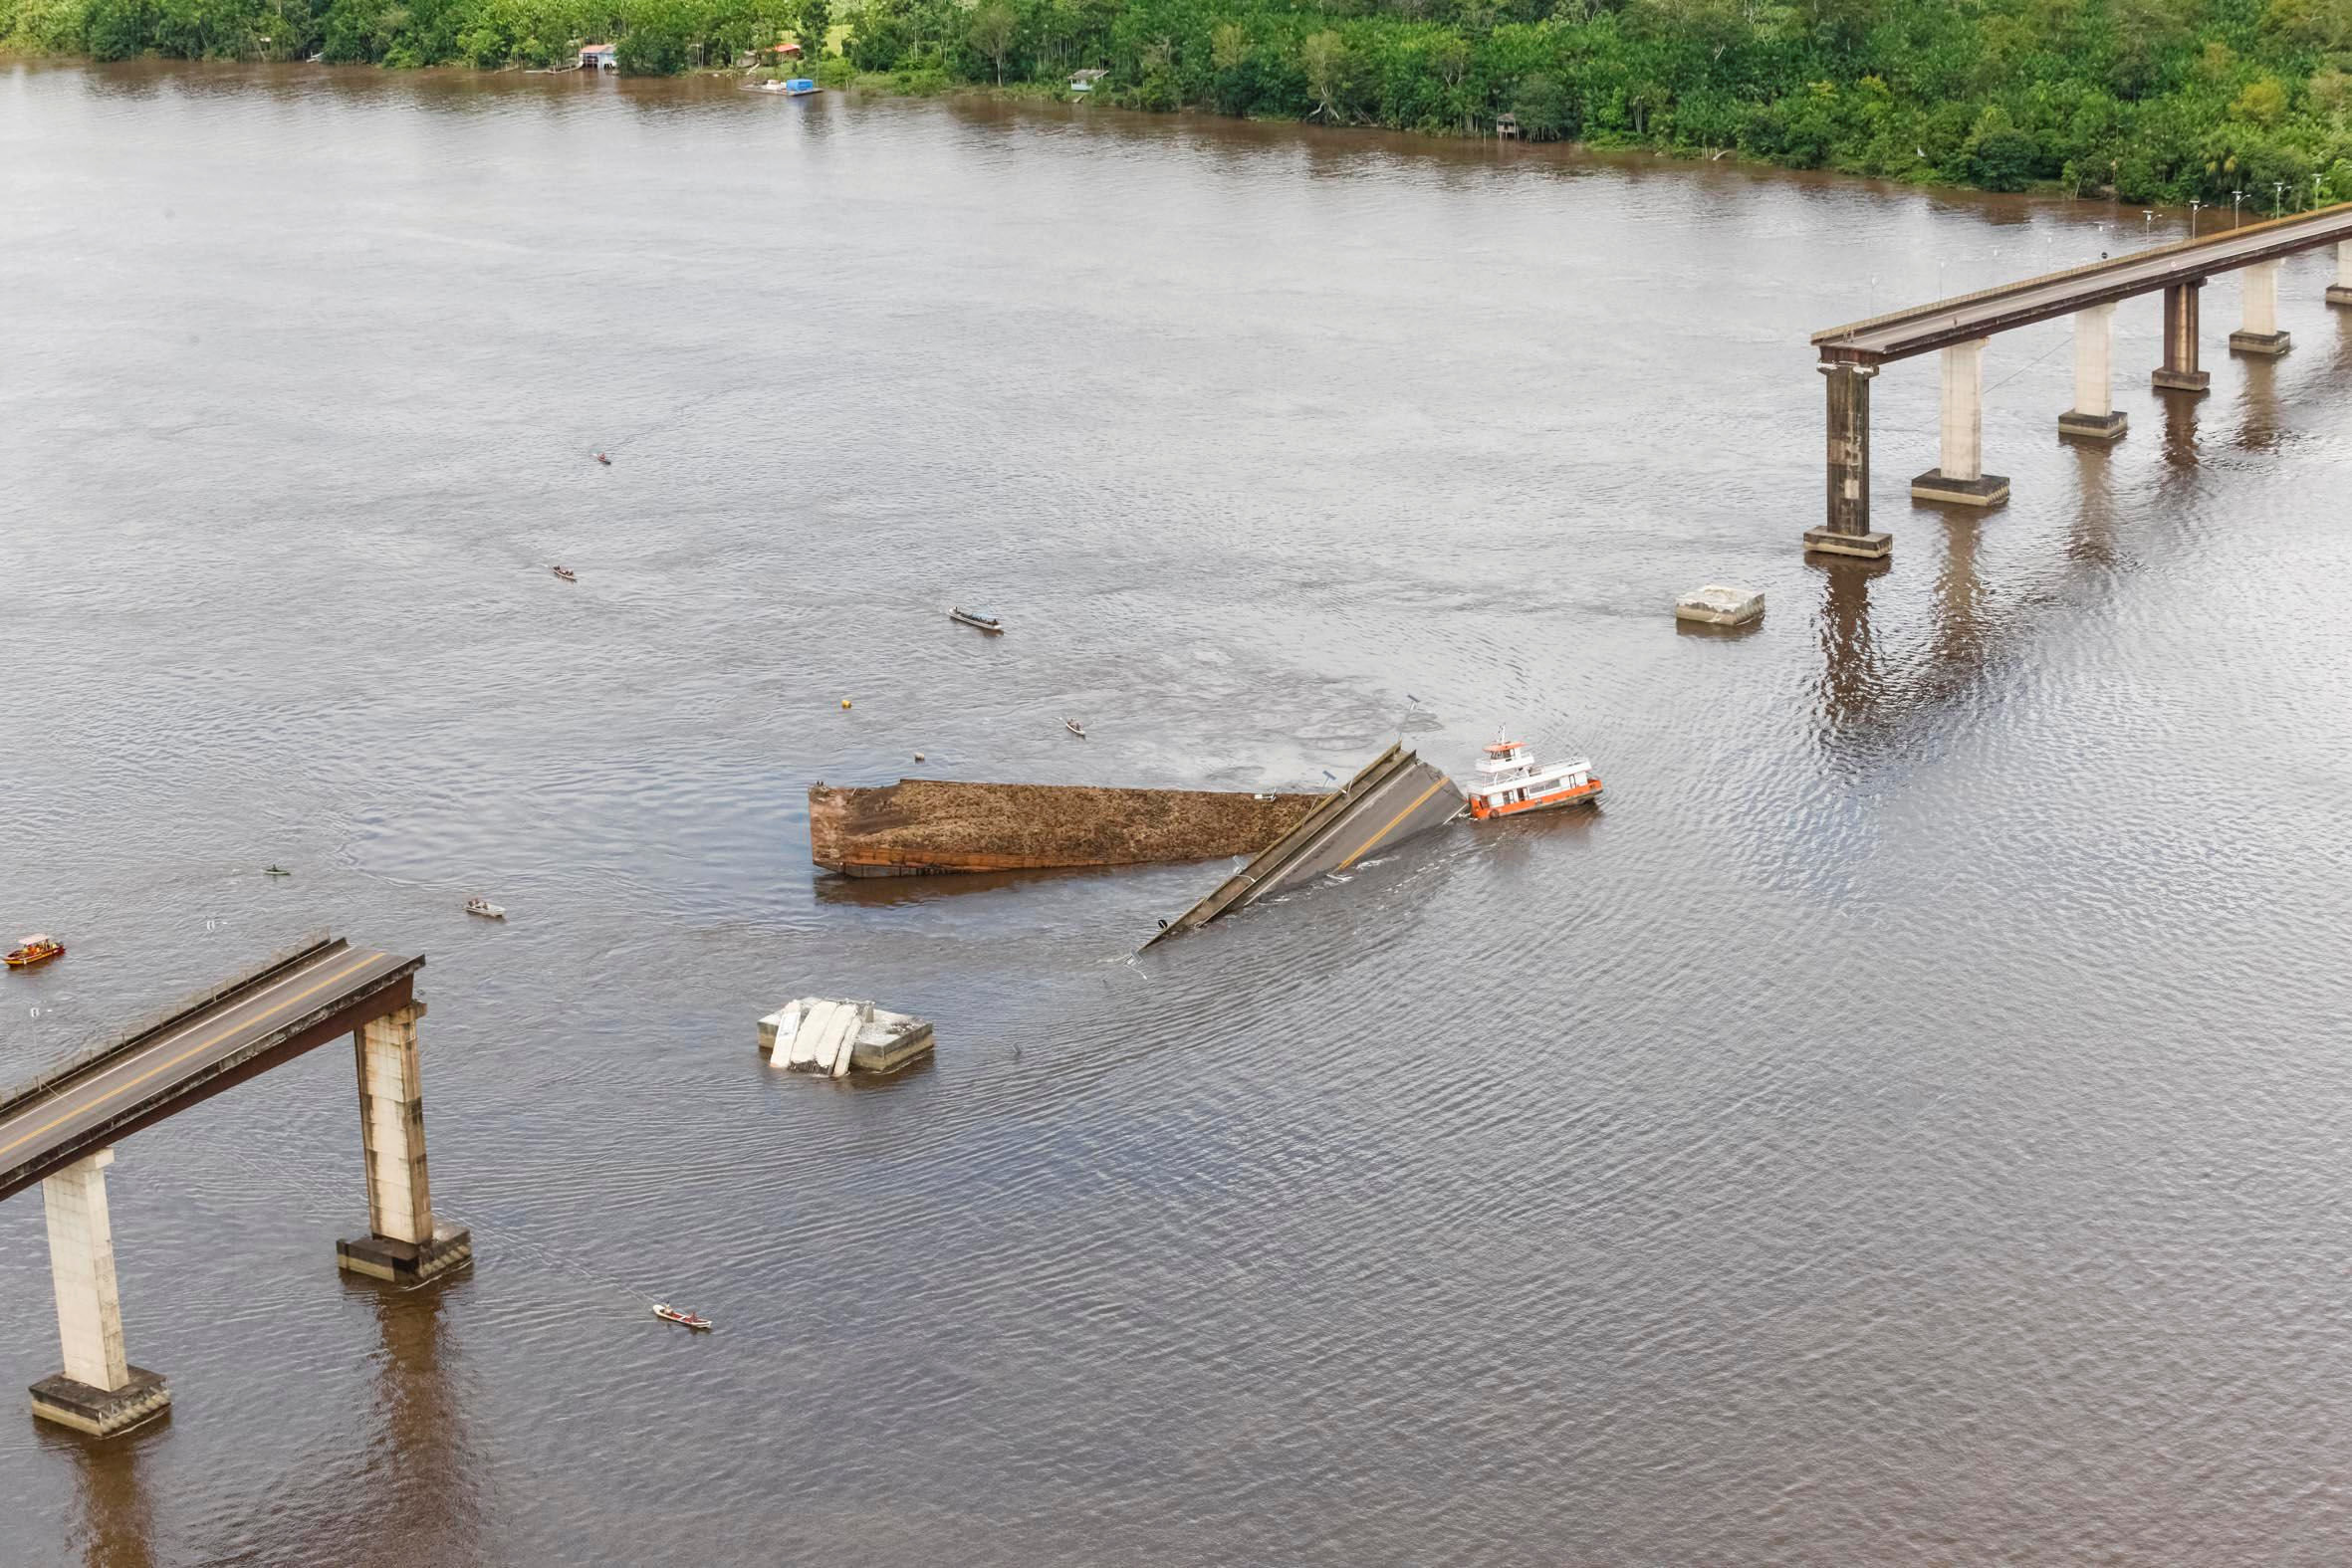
[1911,337,2010,508]
[338,1000,472,1286]
[30,1149,171,1439]
[2230,259,2292,356]
[1804,359,1892,560]
[2059,303,2128,443]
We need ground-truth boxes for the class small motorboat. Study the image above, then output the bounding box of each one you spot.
[264,864,292,877]
[1064,718,1086,739]
[593,452,611,466]
[763,78,819,95]
[1464,731,1602,820]
[464,898,506,920]
[949,607,1004,634]
[652,1302,713,1331]
[5,934,65,969]
[552,564,577,582]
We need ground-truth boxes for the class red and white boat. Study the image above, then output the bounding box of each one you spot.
[652,1302,713,1331]
[1465,732,1601,820]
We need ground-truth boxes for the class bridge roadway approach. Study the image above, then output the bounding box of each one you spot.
[0,938,417,1202]
[1804,202,2352,558]
[2,936,469,1438]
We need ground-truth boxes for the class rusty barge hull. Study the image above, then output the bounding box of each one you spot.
[809,779,1324,878]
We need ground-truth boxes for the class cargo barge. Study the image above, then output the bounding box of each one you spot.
[809,778,1323,878]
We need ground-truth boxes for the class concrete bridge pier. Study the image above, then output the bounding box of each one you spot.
[28,1150,170,1438]
[2154,280,2212,394]
[2058,304,2128,442]
[1911,338,2010,506]
[2230,260,2292,356]
[336,1003,472,1286]
[1803,361,1891,559]
[2329,242,2352,309]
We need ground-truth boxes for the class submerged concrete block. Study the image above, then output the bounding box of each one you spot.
[2057,409,2129,443]
[2228,329,2291,357]
[337,1224,473,1285]
[29,1366,169,1439]
[1909,469,2010,508]
[1674,584,1764,627]
[1802,528,1893,560]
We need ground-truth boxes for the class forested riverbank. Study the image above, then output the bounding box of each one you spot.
[8,0,2352,204]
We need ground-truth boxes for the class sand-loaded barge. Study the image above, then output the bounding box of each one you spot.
[808,778,1323,877]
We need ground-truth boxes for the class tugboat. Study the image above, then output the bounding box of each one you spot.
[1464,732,1601,820]
[949,607,1004,634]
[652,1302,714,1331]
[5,934,65,969]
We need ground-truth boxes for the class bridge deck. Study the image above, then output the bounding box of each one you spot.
[0,938,420,1203]
[1815,203,2352,365]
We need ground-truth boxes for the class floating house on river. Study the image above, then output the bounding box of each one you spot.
[579,43,616,70]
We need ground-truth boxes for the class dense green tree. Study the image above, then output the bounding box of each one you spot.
[16,0,2352,209]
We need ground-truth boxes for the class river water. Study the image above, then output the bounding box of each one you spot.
[4,60,2351,1566]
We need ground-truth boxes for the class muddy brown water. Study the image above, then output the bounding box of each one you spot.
[4,60,2351,1567]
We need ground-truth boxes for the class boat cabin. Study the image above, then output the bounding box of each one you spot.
[1466,734,1599,820]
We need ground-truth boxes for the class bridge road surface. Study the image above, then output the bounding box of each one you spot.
[0,941,419,1203]
[1814,202,2352,363]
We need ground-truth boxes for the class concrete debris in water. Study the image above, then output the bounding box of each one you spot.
[759,999,935,1077]
[1674,584,1764,626]
[1144,743,1461,947]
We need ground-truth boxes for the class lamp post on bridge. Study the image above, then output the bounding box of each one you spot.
[2189,199,2204,236]
[2232,189,2244,228]
[2143,210,2155,240]
[2274,180,2287,218]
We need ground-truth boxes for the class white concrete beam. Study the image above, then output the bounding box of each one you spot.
[353,1006,434,1246]
[1939,339,1986,484]
[44,1149,130,1393]
[2240,260,2280,336]
[2072,305,2114,418]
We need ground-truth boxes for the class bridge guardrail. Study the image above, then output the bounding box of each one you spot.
[0,931,341,1122]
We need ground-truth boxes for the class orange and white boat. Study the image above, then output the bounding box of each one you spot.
[5,933,65,969]
[1465,733,1600,820]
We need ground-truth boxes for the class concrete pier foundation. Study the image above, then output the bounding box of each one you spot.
[29,1150,170,1438]
[1912,338,2009,506]
[2057,303,2128,442]
[2230,260,2291,356]
[2154,280,2211,393]
[2328,242,2352,309]
[337,1004,471,1286]
[1803,361,1892,559]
